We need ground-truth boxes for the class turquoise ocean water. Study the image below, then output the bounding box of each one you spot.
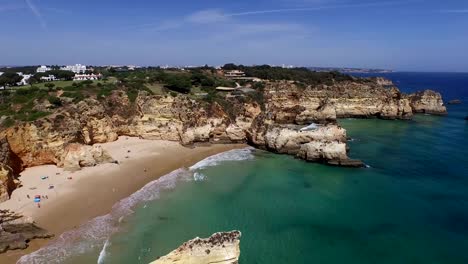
[20,73,468,264]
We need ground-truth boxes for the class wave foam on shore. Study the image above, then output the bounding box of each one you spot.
[17,147,254,264]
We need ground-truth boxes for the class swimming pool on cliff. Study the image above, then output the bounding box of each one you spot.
[19,73,468,264]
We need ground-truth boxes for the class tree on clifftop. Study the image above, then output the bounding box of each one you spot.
[0,72,22,87]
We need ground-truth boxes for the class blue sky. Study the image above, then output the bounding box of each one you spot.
[0,0,467,71]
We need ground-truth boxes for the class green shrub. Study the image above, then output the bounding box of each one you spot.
[2,117,15,127]
[48,96,62,107]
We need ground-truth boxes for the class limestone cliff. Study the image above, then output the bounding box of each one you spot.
[0,78,448,197]
[407,90,448,115]
[151,231,241,264]
[264,80,414,123]
[0,139,21,202]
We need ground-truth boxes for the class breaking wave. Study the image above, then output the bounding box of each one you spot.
[189,147,255,171]
[18,147,255,264]
[97,239,110,264]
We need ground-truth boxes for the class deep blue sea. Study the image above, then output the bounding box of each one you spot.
[19,72,468,264]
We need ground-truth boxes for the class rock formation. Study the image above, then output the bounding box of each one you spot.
[407,90,447,115]
[0,78,448,197]
[264,80,414,122]
[371,77,394,86]
[448,99,462,105]
[151,231,241,264]
[0,210,53,253]
[0,139,21,202]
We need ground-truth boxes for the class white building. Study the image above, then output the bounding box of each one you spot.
[17,72,32,86]
[40,75,57,82]
[73,73,102,81]
[0,72,3,76]
[36,65,52,73]
[61,64,87,74]
[224,70,246,78]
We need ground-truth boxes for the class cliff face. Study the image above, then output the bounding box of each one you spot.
[407,90,448,115]
[0,78,448,198]
[0,139,22,202]
[151,231,241,264]
[264,80,414,123]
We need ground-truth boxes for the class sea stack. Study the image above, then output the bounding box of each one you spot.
[151,231,241,264]
[407,90,448,115]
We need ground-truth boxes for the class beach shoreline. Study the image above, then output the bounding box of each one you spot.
[0,137,247,264]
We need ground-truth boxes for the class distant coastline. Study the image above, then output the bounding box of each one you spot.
[308,67,393,74]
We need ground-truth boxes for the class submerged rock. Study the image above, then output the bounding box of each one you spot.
[0,210,53,253]
[448,99,462,105]
[151,231,241,264]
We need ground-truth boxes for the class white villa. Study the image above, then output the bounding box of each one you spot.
[36,65,52,73]
[40,75,57,82]
[17,72,32,86]
[61,64,87,74]
[73,73,102,81]
[224,70,246,78]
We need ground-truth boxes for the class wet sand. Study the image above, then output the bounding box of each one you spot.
[0,137,246,263]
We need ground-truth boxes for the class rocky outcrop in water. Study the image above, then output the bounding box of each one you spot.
[151,231,241,264]
[0,210,53,253]
[448,99,462,105]
[407,90,447,115]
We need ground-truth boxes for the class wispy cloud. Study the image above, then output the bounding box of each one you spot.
[227,0,409,17]
[186,9,229,24]
[0,4,24,12]
[440,9,468,13]
[129,0,412,33]
[25,0,47,29]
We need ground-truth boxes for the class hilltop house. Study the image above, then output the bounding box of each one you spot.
[224,70,246,78]
[40,75,57,82]
[17,72,32,86]
[73,73,102,81]
[61,64,87,74]
[36,65,52,73]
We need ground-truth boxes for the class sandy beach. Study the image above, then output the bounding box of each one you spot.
[0,137,246,263]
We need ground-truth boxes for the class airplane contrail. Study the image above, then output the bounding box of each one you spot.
[25,0,47,29]
[227,1,415,17]
[440,9,468,13]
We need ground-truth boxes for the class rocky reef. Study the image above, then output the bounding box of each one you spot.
[448,99,462,105]
[0,210,53,253]
[0,77,448,199]
[151,231,241,264]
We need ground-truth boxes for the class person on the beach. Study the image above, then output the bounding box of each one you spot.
[38,203,41,208]
[27,194,30,199]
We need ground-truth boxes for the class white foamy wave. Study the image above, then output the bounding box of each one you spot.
[365,164,372,168]
[97,239,110,264]
[193,172,206,181]
[18,148,254,264]
[17,169,191,264]
[189,147,254,171]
